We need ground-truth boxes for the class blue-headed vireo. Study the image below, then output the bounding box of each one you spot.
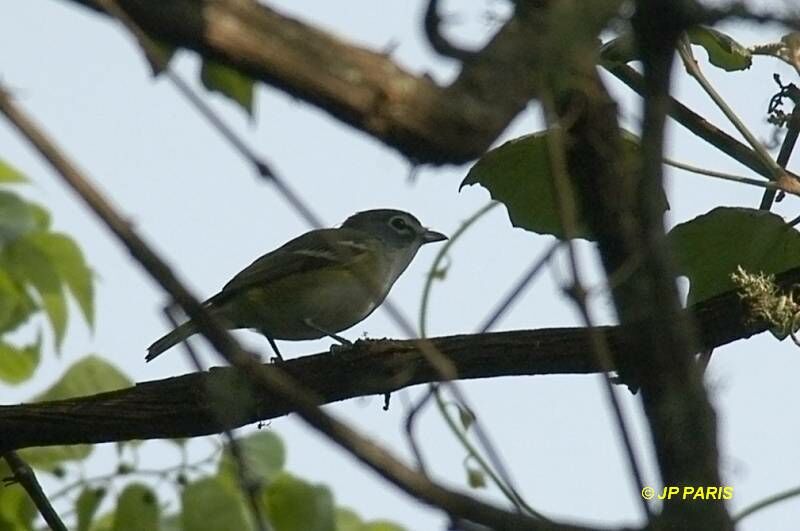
[146,209,447,361]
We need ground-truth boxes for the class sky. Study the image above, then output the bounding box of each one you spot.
[1,0,799,529]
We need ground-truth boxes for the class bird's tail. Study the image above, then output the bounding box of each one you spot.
[146,320,199,362]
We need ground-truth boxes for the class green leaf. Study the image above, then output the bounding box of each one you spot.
[0,191,39,245]
[201,60,255,116]
[461,130,651,241]
[687,26,752,71]
[76,487,106,531]
[218,431,285,490]
[335,508,363,531]
[182,477,252,531]
[0,336,41,385]
[34,355,132,402]
[28,202,51,230]
[0,479,36,531]
[334,509,404,531]
[456,404,475,432]
[89,512,115,531]
[145,40,176,76]
[2,237,67,348]
[158,515,181,531]
[669,207,800,304]
[19,357,132,471]
[113,484,159,531]
[466,466,487,489]
[0,159,28,184]
[361,523,405,531]
[18,445,92,472]
[265,473,335,531]
[0,270,37,334]
[28,232,94,328]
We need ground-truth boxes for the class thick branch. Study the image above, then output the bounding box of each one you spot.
[0,261,794,451]
[62,0,542,164]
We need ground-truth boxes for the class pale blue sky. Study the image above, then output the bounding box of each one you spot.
[1,1,799,529]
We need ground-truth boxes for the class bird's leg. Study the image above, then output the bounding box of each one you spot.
[303,319,353,351]
[259,330,283,362]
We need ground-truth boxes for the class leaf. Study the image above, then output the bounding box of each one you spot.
[781,32,800,71]
[89,511,115,531]
[466,466,487,489]
[3,237,67,348]
[456,404,475,432]
[687,26,752,71]
[19,357,132,471]
[218,431,285,490]
[361,523,405,531]
[335,508,363,531]
[182,477,251,531]
[334,509,405,531]
[76,487,106,531]
[28,232,94,328]
[0,159,28,184]
[28,202,51,230]
[19,445,93,472]
[461,130,650,241]
[201,60,255,116]
[0,336,41,385]
[265,473,335,531]
[113,484,159,531]
[669,207,800,304]
[0,191,39,245]
[0,478,36,530]
[35,355,132,401]
[143,40,176,76]
[159,515,181,531]
[0,269,37,334]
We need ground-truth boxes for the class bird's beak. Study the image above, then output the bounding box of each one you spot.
[421,228,448,244]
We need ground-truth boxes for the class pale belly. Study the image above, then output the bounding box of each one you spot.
[215,269,388,340]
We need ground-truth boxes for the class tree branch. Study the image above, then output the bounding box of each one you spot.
[59,0,545,164]
[0,257,795,451]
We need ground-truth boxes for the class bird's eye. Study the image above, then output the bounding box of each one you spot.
[390,217,409,231]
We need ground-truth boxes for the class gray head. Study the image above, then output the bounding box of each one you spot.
[342,209,447,249]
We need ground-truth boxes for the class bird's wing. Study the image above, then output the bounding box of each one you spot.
[207,228,375,305]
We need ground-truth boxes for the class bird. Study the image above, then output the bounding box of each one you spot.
[146,209,447,361]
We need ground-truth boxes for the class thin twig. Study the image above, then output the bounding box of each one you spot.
[164,309,271,531]
[540,94,652,522]
[733,484,800,523]
[403,385,437,476]
[432,387,549,520]
[2,451,67,531]
[47,446,221,503]
[416,200,538,512]
[760,103,800,210]
[419,201,499,337]
[478,242,561,333]
[664,157,783,190]
[424,0,477,61]
[678,36,784,180]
